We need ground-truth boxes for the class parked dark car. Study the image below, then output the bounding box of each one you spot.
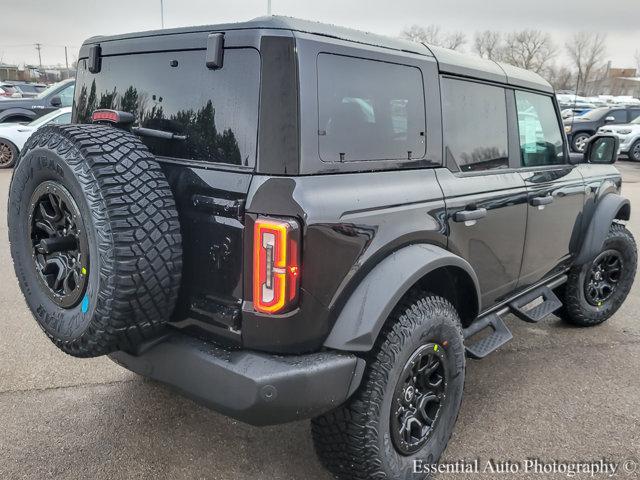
[6,17,636,480]
[565,105,640,152]
[0,79,74,123]
[13,83,47,98]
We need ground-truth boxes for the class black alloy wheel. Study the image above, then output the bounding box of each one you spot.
[28,181,90,308]
[584,249,623,307]
[390,342,448,455]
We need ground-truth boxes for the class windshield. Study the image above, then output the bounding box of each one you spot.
[578,107,610,120]
[28,109,66,127]
[632,116,640,125]
[36,82,66,99]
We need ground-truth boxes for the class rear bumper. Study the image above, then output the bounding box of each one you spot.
[109,333,365,426]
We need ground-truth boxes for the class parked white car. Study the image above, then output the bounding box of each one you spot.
[599,115,640,161]
[0,107,72,168]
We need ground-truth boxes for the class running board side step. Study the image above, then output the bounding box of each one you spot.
[463,312,513,359]
[463,275,567,359]
[509,286,562,323]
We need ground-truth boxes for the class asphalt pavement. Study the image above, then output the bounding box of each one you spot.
[1,162,639,480]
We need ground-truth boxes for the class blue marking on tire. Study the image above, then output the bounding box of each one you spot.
[81,294,89,313]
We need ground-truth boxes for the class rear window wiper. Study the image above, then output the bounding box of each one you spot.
[131,126,187,141]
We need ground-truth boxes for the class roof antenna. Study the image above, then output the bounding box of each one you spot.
[570,70,581,148]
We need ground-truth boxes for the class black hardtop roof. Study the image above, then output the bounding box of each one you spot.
[83,15,553,93]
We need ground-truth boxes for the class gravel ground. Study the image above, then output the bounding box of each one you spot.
[1,162,639,480]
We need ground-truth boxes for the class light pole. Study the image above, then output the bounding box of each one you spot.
[267,0,271,15]
[160,0,165,28]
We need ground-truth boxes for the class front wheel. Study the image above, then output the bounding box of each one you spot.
[628,139,640,162]
[312,293,465,480]
[557,223,636,327]
[0,138,18,168]
[571,132,592,153]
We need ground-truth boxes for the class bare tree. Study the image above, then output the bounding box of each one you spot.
[474,30,503,60]
[544,64,575,91]
[443,31,467,51]
[401,24,441,45]
[501,30,556,73]
[400,24,466,51]
[565,32,607,94]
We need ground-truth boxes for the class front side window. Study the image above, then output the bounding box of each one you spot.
[442,78,509,172]
[317,54,426,162]
[608,110,627,123]
[58,84,75,107]
[515,91,564,167]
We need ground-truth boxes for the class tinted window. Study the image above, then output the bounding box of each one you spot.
[515,91,564,167]
[442,78,508,172]
[317,54,426,162]
[608,110,627,123]
[58,84,75,107]
[74,49,260,166]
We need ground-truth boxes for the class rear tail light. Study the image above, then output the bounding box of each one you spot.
[253,217,300,314]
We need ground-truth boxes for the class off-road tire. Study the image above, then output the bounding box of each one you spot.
[8,124,182,357]
[312,293,465,480]
[557,223,636,327]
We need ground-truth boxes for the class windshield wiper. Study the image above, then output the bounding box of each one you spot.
[131,126,187,141]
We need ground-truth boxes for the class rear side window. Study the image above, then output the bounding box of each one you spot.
[441,78,508,172]
[317,54,426,162]
[515,91,564,167]
[74,49,260,167]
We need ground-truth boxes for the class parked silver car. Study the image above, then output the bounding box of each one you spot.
[599,116,640,161]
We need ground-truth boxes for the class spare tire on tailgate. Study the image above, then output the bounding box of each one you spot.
[8,124,182,357]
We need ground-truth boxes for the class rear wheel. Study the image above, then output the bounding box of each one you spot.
[571,132,591,153]
[557,223,636,327]
[8,124,183,357]
[312,293,465,480]
[0,138,18,168]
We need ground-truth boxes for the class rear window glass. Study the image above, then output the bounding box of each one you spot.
[441,78,509,172]
[317,53,426,162]
[74,49,260,167]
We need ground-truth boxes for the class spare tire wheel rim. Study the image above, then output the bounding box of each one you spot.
[28,181,90,308]
[0,142,13,165]
[390,343,449,455]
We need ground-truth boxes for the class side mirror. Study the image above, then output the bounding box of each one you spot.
[50,96,62,107]
[604,116,616,123]
[584,134,619,165]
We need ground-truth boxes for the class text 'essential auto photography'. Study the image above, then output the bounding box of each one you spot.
[1,1,639,479]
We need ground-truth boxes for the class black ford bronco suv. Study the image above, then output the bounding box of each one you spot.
[7,16,637,480]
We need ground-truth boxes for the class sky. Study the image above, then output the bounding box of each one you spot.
[0,0,639,69]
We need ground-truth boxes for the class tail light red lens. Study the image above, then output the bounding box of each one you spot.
[253,217,300,314]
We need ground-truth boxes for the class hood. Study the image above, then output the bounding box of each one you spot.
[563,115,594,125]
[600,123,640,133]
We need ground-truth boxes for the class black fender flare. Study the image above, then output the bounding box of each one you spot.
[0,108,36,122]
[574,193,630,265]
[323,244,481,352]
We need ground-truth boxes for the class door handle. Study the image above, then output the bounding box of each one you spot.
[453,208,487,223]
[530,196,554,207]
